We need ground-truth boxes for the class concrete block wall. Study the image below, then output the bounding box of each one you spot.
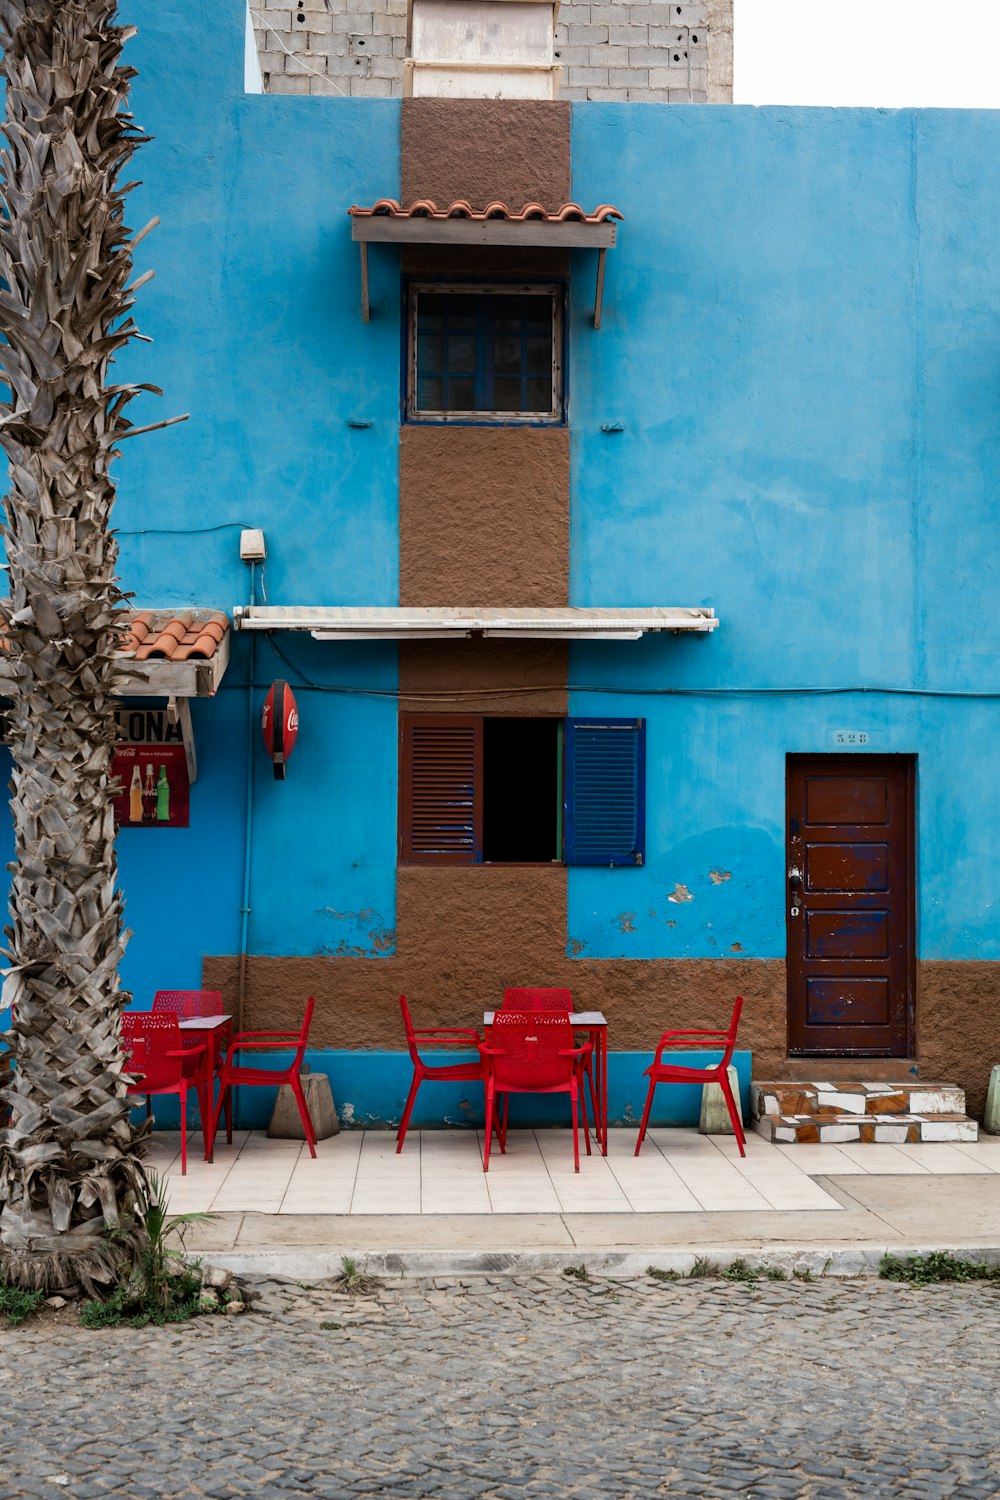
[249,0,733,101]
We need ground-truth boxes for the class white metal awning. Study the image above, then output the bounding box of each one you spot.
[232,605,718,641]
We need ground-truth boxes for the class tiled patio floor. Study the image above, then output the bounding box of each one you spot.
[148,1127,1000,1217]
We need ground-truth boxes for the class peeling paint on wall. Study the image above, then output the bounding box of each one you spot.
[617,911,636,933]
[567,937,586,956]
[709,868,732,885]
[668,884,694,904]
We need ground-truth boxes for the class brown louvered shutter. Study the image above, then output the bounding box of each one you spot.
[400,714,483,864]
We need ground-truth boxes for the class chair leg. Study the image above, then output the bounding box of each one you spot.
[290,1072,317,1158]
[483,1080,495,1172]
[223,1080,233,1144]
[570,1082,580,1173]
[209,1078,226,1160]
[395,1068,422,1154]
[718,1069,746,1157]
[634,1078,657,1156]
[499,1092,509,1151]
[584,1060,599,1150]
[179,1088,188,1176]
[579,1072,591,1157]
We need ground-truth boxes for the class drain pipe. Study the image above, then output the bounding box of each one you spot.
[234,553,260,1126]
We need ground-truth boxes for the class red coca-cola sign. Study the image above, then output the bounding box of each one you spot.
[261,680,299,780]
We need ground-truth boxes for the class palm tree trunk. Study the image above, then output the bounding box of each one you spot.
[0,0,153,1290]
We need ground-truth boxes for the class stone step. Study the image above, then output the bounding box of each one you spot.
[751,1079,966,1121]
[754,1111,979,1145]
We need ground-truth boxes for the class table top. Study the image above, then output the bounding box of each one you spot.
[484,1011,607,1027]
[177,1014,232,1031]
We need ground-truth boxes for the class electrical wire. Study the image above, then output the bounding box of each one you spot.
[206,634,1000,702]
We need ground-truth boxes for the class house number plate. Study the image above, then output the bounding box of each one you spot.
[828,729,871,746]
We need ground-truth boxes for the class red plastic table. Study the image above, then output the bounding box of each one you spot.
[484,1010,608,1155]
[178,1014,232,1161]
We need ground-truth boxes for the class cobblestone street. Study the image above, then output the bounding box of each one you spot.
[2,1271,999,1499]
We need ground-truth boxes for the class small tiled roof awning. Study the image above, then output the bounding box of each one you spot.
[348,199,624,326]
[0,608,231,697]
[233,605,718,641]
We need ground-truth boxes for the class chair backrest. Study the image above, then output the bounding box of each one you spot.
[153,989,223,1018]
[502,988,573,1013]
[122,1012,183,1091]
[398,995,423,1066]
[718,996,744,1069]
[292,996,316,1067]
[488,1010,575,1090]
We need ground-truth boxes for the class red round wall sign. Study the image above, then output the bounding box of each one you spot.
[261,679,299,780]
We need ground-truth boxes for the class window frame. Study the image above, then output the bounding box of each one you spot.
[399,712,645,867]
[404,279,567,426]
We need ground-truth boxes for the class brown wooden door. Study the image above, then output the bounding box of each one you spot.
[786,756,914,1056]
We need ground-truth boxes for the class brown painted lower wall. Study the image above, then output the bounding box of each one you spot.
[204,873,1000,1117]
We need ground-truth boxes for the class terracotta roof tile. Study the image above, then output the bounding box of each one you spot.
[124,610,230,663]
[349,198,624,225]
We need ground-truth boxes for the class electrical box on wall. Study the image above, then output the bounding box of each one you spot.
[240,528,267,561]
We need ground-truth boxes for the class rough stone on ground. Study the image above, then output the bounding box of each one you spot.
[1,1272,998,1497]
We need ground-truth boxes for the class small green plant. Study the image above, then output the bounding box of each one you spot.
[331,1255,382,1296]
[81,1170,218,1329]
[647,1266,679,1283]
[563,1263,590,1282]
[688,1256,716,1278]
[793,1267,815,1283]
[0,1282,44,1327]
[319,1320,342,1331]
[722,1258,759,1284]
[879,1251,1000,1286]
[765,1267,787,1281]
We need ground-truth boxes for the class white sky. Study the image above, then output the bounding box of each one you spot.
[735,0,1000,108]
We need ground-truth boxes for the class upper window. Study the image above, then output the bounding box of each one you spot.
[406,283,565,424]
[399,714,645,866]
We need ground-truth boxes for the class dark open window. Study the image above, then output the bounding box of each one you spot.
[399,714,644,866]
[407,283,564,423]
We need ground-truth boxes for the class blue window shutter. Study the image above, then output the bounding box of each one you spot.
[564,718,645,867]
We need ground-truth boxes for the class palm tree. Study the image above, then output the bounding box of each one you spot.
[0,0,154,1290]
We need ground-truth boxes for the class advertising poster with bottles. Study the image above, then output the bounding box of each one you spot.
[112,709,190,830]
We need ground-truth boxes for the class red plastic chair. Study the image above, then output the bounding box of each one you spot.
[121,1012,210,1175]
[210,996,318,1159]
[481,1010,592,1173]
[634,996,746,1157]
[396,994,486,1153]
[154,990,233,1146]
[501,988,599,1131]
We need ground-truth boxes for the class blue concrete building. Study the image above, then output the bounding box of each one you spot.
[11,0,1000,1130]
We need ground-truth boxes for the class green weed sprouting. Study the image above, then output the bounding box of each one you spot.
[879,1251,1000,1287]
[0,1282,44,1327]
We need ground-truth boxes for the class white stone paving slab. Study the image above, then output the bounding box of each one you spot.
[152,1126,886,1217]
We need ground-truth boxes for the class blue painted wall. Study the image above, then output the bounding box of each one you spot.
[9,2,1000,1124]
[568,105,1000,961]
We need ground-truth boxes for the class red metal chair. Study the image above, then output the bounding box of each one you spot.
[396,994,486,1153]
[121,1012,211,1175]
[154,989,233,1146]
[481,1010,592,1173]
[634,996,746,1157]
[210,996,318,1159]
[501,988,599,1131]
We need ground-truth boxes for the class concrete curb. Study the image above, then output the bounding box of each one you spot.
[201,1242,1000,1282]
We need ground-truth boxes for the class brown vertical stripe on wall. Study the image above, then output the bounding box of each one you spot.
[399,639,569,717]
[401,99,571,211]
[399,426,569,609]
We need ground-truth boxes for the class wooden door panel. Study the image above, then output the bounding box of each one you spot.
[805,775,889,825]
[805,910,889,959]
[806,977,890,1027]
[787,756,914,1056]
[806,843,888,892]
